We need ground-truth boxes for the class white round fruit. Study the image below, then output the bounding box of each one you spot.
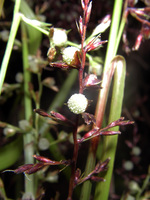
[62,47,79,65]
[52,28,67,47]
[67,93,88,114]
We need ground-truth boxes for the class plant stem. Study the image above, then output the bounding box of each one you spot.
[80,59,116,200]
[0,0,4,17]
[68,2,91,198]
[67,4,89,197]
[79,3,88,94]
[136,167,150,200]
[94,56,126,200]
[0,0,21,95]
[21,21,35,196]
[67,116,79,200]
[19,0,42,54]
[103,0,123,69]
[114,0,128,55]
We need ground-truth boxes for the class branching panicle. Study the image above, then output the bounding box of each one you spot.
[4,1,142,200]
[9,1,134,198]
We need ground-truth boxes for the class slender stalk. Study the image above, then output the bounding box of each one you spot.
[67,2,91,198]
[103,0,123,69]
[21,21,35,195]
[80,149,95,200]
[19,0,42,54]
[0,0,21,95]
[80,59,116,200]
[94,56,126,200]
[136,167,150,200]
[94,0,124,145]
[67,116,79,200]
[0,0,4,17]
[20,14,50,36]
[79,3,88,94]
[114,0,128,55]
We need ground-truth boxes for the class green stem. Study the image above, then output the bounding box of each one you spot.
[104,0,123,69]
[20,13,50,36]
[0,0,4,17]
[80,150,96,200]
[80,60,116,200]
[136,167,150,200]
[114,0,128,55]
[0,0,21,95]
[21,21,35,196]
[94,56,126,200]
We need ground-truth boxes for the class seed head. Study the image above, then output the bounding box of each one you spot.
[51,28,67,47]
[62,47,80,66]
[67,93,88,114]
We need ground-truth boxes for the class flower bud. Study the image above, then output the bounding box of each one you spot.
[85,33,107,52]
[132,34,143,51]
[91,14,111,36]
[38,138,50,151]
[0,30,9,42]
[18,120,31,132]
[67,93,88,114]
[3,127,16,137]
[15,72,23,83]
[50,28,67,47]
[83,74,101,89]
[131,146,141,156]
[22,192,34,200]
[28,56,39,74]
[62,47,80,66]
[123,160,134,171]
[58,131,68,140]
[45,172,58,183]
[128,181,140,195]
[69,133,81,144]
[47,47,56,61]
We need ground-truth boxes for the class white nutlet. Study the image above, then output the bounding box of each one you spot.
[67,93,88,114]
[62,47,80,65]
[52,28,67,47]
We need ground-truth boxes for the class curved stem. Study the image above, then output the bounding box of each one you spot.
[94,56,126,200]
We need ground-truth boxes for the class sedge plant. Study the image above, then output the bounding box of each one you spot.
[1,0,150,199]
